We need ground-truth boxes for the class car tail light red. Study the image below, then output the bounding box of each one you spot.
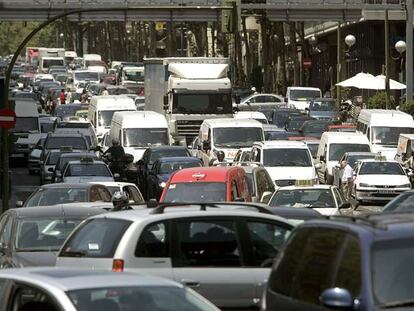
[112,259,124,272]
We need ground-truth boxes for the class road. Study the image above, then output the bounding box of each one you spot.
[4,159,384,215]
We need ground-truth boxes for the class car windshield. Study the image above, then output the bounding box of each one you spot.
[383,192,414,212]
[74,71,99,81]
[359,162,404,175]
[68,286,216,311]
[269,189,335,208]
[16,218,82,251]
[124,69,144,82]
[213,127,263,148]
[65,164,111,177]
[372,239,414,307]
[40,122,54,133]
[43,59,64,68]
[172,93,232,114]
[107,88,129,95]
[310,100,336,111]
[150,149,190,163]
[55,105,82,118]
[46,137,87,150]
[123,128,169,147]
[163,182,226,203]
[46,152,61,165]
[306,143,319,158]
[301,122,329,134]
[286,118,309,131]
[25,188,90,206]
[98,110,116,127]
[347,154,377,167]
[329,144,371,161]
[264,149,312,167]
[57,155,95,170]
[158,161,202,174]
[11,117,39,133]
[289,89,321,101]
[372,127,414,146]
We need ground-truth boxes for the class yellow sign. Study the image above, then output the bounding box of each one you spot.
[295,179,314,187]
[155,22,165,31]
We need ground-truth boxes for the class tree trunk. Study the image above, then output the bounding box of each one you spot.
[242,16,251,86]
[288,22,300,86]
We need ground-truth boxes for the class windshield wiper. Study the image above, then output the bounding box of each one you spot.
[380,300,414,308]
[60,250,87,257]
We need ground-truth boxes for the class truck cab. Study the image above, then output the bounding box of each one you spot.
[286,86,322,113]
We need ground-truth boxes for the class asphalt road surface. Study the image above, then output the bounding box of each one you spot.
[3,159,385,215]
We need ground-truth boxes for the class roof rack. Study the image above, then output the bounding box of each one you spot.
[149,202,273,215]
[326,215,387,230]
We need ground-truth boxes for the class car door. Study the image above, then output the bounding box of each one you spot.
[171,217,257,309]
[240,217,292,307]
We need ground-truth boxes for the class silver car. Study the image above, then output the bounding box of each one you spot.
[57,204,293,309]
[0,267,219,311]
[0,206,104,268]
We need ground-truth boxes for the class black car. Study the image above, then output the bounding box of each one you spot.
[0,206,105,268]
[272,108,302,128]
[284,116,314,132]
[264,212,414,311]
[298,119,331,139]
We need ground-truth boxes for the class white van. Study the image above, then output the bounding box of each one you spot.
[250,140,318,187]
[110,111,170,161]
[10,100,42,159]
[356,109,414,159]
[316,132,371,184]
[83,54,102,68]
[286,86,322,112]
[88,95,136,140]
[197,118,265,166]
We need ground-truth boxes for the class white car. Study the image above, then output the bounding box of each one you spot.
[268,184,352,216]
[236,93,285,111]
[61,159,115,183]
[353,158,411,202]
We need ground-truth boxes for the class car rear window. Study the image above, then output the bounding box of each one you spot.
[59,219,131,258]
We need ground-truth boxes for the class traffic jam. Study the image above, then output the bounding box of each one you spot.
[1,49,414,310]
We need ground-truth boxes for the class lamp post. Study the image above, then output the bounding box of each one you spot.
[344,34,356,79]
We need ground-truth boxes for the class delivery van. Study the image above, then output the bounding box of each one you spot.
[110,111,170,162]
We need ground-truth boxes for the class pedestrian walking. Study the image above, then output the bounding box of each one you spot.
[341,160,354,200]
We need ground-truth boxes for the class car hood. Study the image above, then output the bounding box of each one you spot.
[266,166,317,181]
[15,133,43,144]
[357,175,410,186]
[309,111,336,118]
[14,251,58,267]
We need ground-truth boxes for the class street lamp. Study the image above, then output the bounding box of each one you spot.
[344,34,356,79]
[394,40,406,103]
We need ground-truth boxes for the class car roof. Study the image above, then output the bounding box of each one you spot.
[38,183,95,189]
[202,118,263,127]
[67,160,106,165]
[149,146,188,151]
[267,206,323,220]
[46,133,84,138]
[88,181,136,187]
[169,166,244,183]
[255,140,307,148]
[0,268,182,292]
[91,205,293,226]
[8,206,104,218]
[156,156,201,163]
[358,159,398,163]
[275,185,334,191]
[58,152,94,158]
[345,152,377,156]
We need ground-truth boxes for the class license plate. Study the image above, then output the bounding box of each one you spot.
[380,190,395,194]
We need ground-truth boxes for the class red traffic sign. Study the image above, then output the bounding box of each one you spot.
[303,58,312,69]
[0,109,16,129]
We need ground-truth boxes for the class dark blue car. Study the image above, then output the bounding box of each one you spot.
[149,156,203,199]
[263,212,414,311]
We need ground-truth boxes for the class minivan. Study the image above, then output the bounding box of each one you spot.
[160,166,252,203]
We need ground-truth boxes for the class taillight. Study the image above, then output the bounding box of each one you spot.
[112,259,124,272]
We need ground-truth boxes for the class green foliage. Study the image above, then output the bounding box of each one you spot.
[401,100,414,116]
[367,91,395,109]
[0,22,58,56]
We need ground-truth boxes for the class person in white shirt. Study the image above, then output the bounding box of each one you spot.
[341,160,354,200]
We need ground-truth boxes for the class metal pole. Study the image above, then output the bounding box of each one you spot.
[336,22,341,107]
[385,9,390,109]
[407,0,413,102]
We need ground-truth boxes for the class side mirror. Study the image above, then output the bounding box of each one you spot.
[339,202,351,210]
[47,167,54,172]
[202,140,211,151]
[114,173,120,179]
[147,198,158,208]
[56,172,62,178]
[320,155,326,162]
[260,191,273,204]
[314,163,322,169]
[163,95,169,111]
[320,288,354,310]
[16,201,24,208]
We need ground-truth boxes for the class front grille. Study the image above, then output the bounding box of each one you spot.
[374,185,397,189]
[276,179,296,187]
[176,120,203,137]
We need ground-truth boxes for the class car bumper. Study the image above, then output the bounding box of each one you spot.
[355,188,410,201]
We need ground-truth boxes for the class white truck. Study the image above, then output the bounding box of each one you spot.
[38,48,65,73]
[119,66,144,93]
[144,57,233,145]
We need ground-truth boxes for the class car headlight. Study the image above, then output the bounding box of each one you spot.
[400,183,411,188]
[159,182,166,188]
[359,183,371,187]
